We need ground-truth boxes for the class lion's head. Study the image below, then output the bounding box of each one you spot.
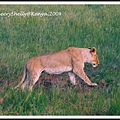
[88,47,100,67]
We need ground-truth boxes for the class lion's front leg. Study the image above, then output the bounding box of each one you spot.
[73,67,97,86]
[68,72,77,85]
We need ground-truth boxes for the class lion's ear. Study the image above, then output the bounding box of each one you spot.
[90,47,96,53]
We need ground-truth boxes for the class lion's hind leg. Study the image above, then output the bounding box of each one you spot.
[29,69,43,92]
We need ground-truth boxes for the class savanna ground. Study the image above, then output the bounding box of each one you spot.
[0,4,120,117]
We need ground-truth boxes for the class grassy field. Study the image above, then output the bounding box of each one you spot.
[0,4,120,116]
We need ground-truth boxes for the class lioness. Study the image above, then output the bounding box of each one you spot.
[15,47,99,91]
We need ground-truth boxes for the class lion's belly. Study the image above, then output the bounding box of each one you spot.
[44,66,72,74]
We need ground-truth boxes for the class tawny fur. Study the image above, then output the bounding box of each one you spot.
[15,47,99,91]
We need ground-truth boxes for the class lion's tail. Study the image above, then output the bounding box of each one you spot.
[15,63,27,89]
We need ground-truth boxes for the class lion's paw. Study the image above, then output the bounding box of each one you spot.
[91,83,98,86]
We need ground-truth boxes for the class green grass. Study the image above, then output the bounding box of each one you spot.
[0,4,120,116]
